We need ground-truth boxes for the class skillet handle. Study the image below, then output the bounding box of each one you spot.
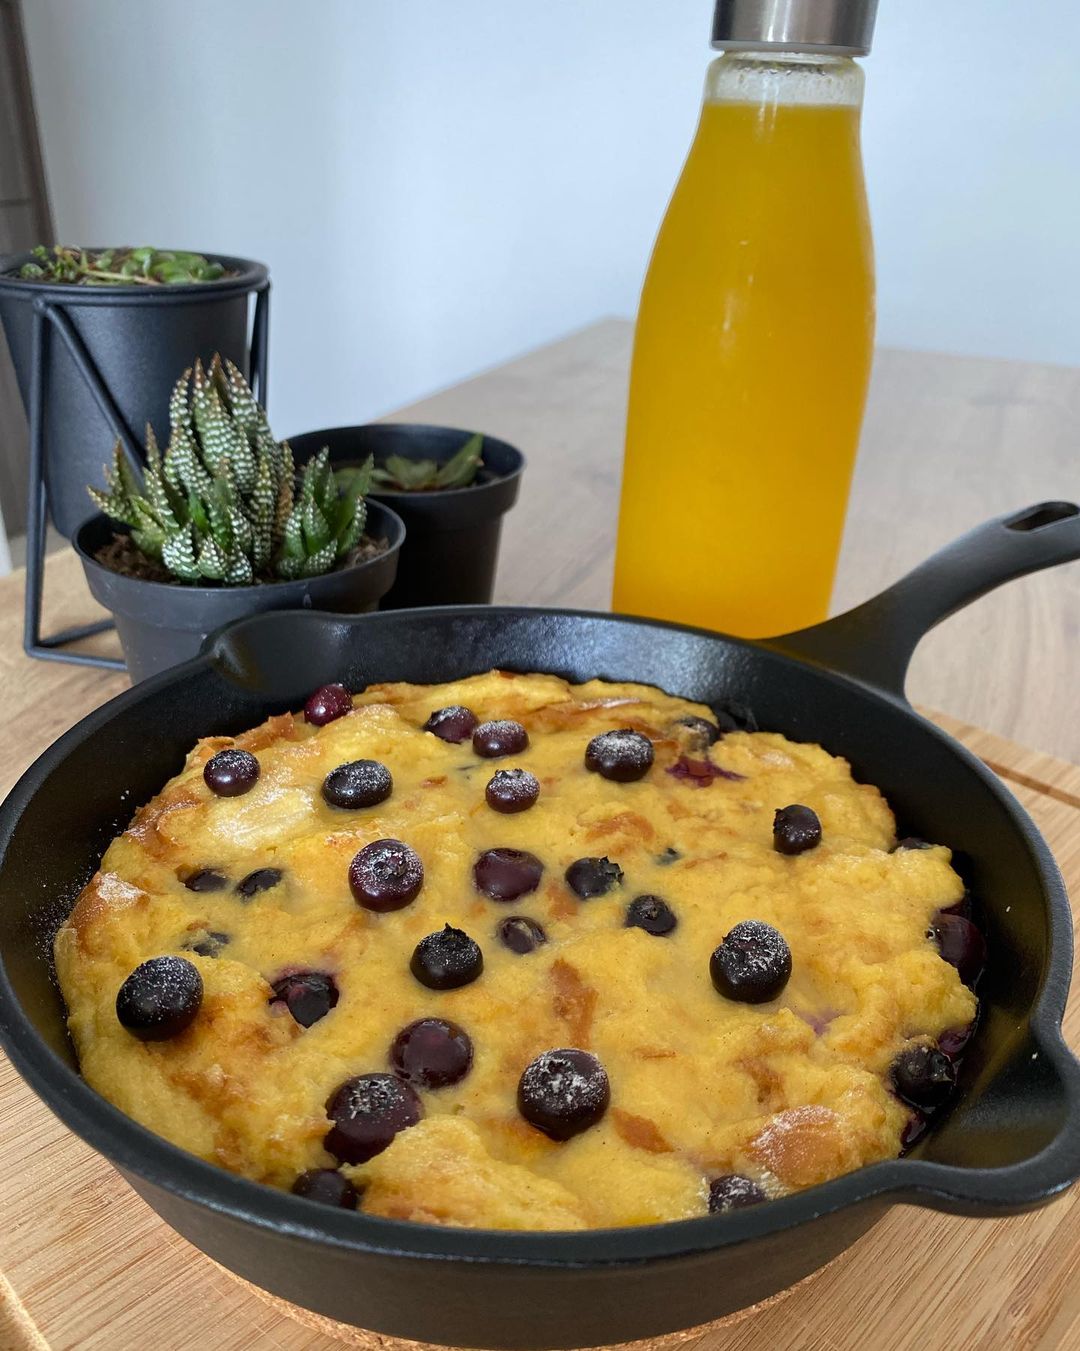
[905,1024,1080,1216]
[771,502,1080,700]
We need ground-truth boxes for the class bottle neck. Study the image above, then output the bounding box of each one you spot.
[704,50,864,109]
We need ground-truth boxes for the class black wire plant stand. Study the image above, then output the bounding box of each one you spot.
[7,267,270,672]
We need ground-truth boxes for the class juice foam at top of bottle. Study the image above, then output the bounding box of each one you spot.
[613,90,874,638]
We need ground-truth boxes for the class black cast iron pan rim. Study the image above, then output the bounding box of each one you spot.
[287,422,526,498]
[0,249,269,302]
[3,509,1080,1268]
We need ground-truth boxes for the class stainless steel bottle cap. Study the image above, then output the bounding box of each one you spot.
[712,0,878,56]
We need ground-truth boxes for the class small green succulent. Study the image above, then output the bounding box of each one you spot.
[17,245,226,285]
[89,355,373,585]
[371,432,483,491]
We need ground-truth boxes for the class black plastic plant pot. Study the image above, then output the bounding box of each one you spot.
[0,251,269,538]
[73,502,404,683]
[288,424,524,608]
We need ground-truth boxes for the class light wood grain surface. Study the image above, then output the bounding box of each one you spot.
[0,320,1079,1349]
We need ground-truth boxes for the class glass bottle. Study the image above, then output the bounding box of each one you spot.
[613,0,878,638]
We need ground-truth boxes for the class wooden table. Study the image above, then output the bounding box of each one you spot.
[2,321,1079,1349]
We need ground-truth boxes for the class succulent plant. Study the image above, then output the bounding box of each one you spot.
[17,245,226,286]
[371,433,483,491]
[89,356,373,585]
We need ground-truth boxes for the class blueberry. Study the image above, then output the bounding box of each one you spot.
[390,1017,473,1089]
[203,749,259,798]
[894,837,933,852]
[710,920,792,1003]
[708,1174,767,1213]
[667,755,746,786]
[236,867,283,898]
[773,804,822,855]
[322,759,393,810]
[890,1044,957,1111]
[677,715,721,749]
[485,768,540,814]
[473,719,529,758]
[349,839,424,911]
[270,971,339,1027]
[324,1073,422,1164]
[496,915,547,954]
[625,894,677,936]
[304,683,353,726]
[183,930,229,958]
[291,1168,360,1209]
[517,1048,610,1141]
[116,956,203,1040]
[584,729,654,783]
[565,856,623,899]
[656,846,680,866]
[423,706,478,744]
[473,848,543,902]
[183,868,228,892]
[899,1110,929,1153]
[929,913,986,986]
[939,893,974,920]
[411,924,484,990]
[937,1022,976,1061]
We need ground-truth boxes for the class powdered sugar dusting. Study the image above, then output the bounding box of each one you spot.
[722,920,790,979]
[528,1055,599,1109]
[518,1048,611,1140]
[549,1065,587,1101]
[708,1172,767,1212]
[344,1075,402,1119]
[480,719,522,737]
[597,730,651,763]
[145,954,201,1003]
[750,1105,839,1178]
[95,872,146,907]
[585,728,655,781]
[205,785,314,848]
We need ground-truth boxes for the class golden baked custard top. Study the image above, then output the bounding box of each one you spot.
[55,671,978,1230]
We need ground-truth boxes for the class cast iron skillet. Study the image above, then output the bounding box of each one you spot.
[2,503,1080,1349]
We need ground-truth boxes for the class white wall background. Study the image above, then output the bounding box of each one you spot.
[20,0,1080,438]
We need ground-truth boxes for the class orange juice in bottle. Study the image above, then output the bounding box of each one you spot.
[613,0,878,638]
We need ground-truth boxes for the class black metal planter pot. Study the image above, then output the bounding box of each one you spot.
[73,502,405,683]
[0,250,271,669]
[0,250,270,538]
[288,424,524,609]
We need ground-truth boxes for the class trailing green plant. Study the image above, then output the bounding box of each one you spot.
[89,355,374,585]
[17,245,226,285]
[371,432,483,491]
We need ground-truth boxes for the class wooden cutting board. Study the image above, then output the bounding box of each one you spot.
[2,710,1078,1351]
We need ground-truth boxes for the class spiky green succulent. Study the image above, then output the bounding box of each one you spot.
[89,356,373,585]
[371,432,484,491]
